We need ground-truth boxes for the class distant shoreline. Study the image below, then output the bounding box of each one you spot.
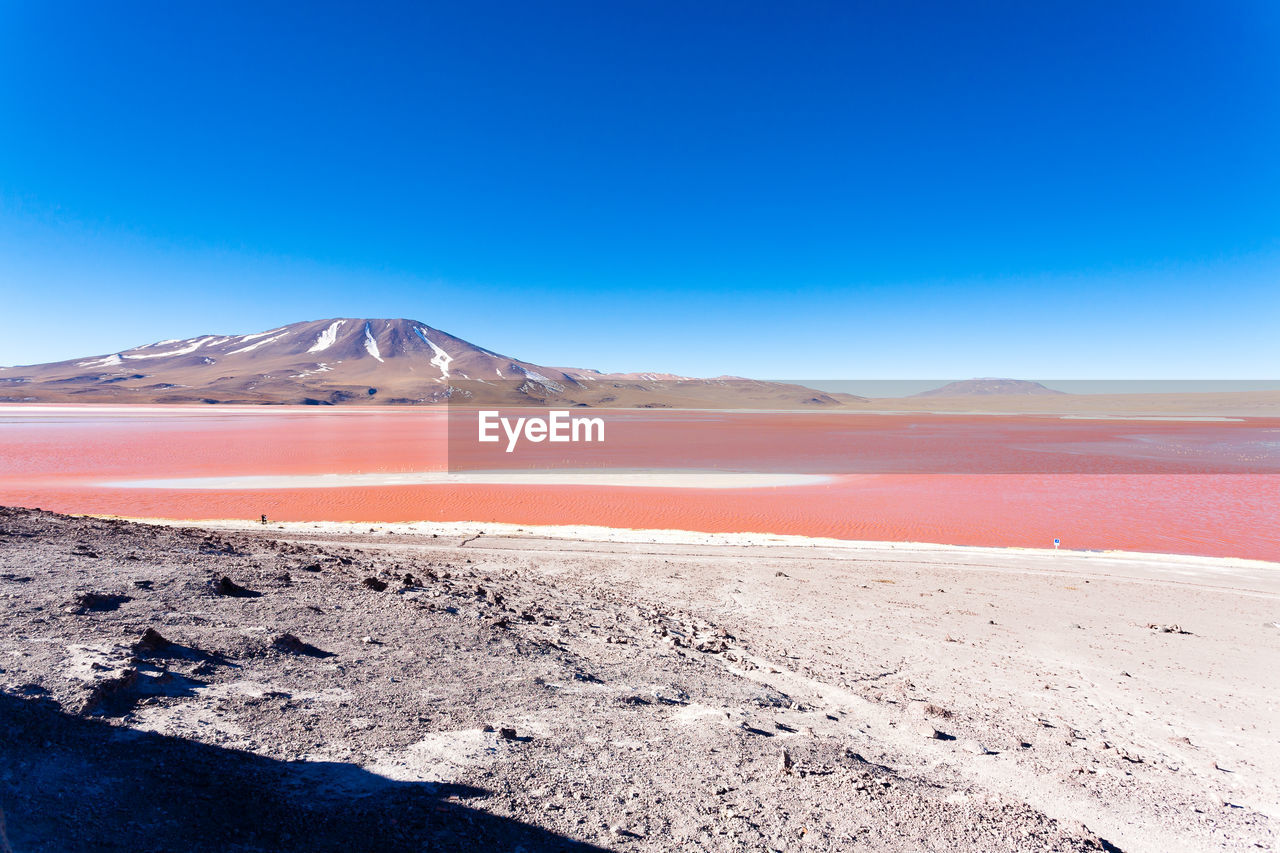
[92,513,1280,571]
[0,402,1270,420]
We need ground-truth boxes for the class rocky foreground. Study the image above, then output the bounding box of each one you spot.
[0,507,1276,852]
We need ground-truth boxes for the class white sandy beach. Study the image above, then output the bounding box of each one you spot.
[101,470,835,490]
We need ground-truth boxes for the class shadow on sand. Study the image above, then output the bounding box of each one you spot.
[0,694,609,852]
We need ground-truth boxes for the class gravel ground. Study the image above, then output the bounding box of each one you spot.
[1,507,1275,851]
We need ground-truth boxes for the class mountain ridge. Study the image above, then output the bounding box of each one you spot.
[911,378,1065,397]
[0,317,861,408]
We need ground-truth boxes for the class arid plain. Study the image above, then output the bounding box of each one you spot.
[1,508,1276,851]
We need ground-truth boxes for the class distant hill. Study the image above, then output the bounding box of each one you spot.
[912,378,1065,397]
[0,317,863,408]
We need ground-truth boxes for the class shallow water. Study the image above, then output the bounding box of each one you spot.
[1,406,1277,561]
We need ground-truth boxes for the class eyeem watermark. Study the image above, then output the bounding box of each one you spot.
[478,410,605,453]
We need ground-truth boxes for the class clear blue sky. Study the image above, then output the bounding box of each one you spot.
[1,1,1277,378]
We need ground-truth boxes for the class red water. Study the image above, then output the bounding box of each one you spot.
[2,406,1277,562]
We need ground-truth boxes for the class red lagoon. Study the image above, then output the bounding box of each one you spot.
[1,406,1277,562]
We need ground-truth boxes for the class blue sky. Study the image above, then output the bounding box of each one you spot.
[1,1,1277,378]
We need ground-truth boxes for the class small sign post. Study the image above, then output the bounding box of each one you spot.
[1053,538,1060,550]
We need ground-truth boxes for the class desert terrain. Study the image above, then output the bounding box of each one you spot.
[2,507,1276,851]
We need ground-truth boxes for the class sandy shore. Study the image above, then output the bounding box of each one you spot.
[1,507,1276,851]
[101,470,835,490]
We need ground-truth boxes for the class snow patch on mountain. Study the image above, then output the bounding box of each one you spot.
[78,354,125,368]
[514,365,551,382]
[227,333,288,355]
[308,320,344,353]
[414,327,451,378]
[124,337,215,359]
[237,327,287,343]
[363,323,384,362]
[513,364,564,393]
[290,363,333,379]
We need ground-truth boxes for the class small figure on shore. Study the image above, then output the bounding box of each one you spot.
[261,514,268,525]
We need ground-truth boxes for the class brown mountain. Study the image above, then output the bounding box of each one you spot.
[911,378,1065,397]
[0,318,861,408]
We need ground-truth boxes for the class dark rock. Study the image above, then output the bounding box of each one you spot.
[362,577,388,592]
[68,592,131,613]
[213,576,258,598]
[79,669,139,715]
[271,633,334,658]
[134,628,171,654]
